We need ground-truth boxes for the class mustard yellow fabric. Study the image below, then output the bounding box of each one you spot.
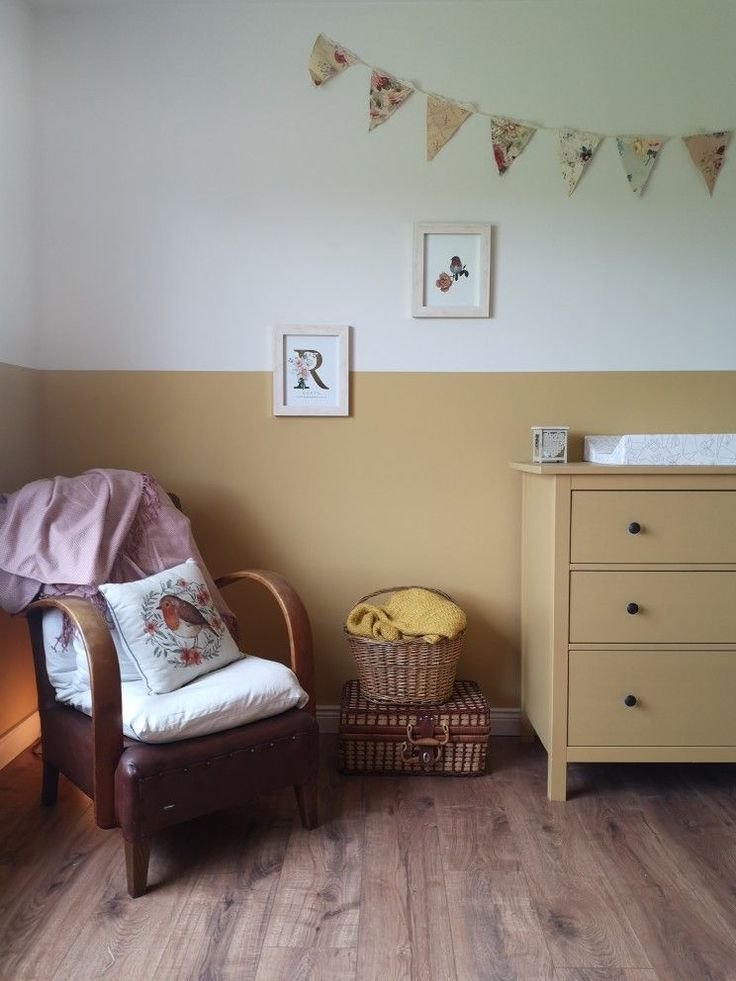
[346,588,466,644]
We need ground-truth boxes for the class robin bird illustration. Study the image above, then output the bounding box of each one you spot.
[158,595,216,646]
[449,256,469,281]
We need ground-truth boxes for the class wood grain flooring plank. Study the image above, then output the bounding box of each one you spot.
[445,870,554,981]
[356,810,457,981]
[261,865,360,949]
[1,824,128,980]
[602,884,734,981]
[254,945,357,981]
[499,777,606,882]
[554,971,659,981]
[525,872,652,973]
[586,802,736,960]
[437,803,521,873]
[152,897,271,981]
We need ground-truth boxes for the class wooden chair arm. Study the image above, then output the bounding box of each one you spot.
[26,597,123,828]
[215,570,316,717]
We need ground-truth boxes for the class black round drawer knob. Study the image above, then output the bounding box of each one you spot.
[624,694,637,707]
[626,602,639,615]
[628,522,641,535]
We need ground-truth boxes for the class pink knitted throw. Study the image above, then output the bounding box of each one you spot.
[0,469,236,642]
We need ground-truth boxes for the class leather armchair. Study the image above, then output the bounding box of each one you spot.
[25,569,318,898]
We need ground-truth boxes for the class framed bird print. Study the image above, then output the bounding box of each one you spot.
[412,222,492,318]
[272,325,350,416]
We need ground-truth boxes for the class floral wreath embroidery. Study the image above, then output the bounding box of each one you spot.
[140,575,225,668]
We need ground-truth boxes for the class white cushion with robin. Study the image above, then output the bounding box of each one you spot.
[99,559,242,694]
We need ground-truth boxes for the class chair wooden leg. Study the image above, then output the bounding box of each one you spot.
[41,761,59,806]
[294,775,318,830]
[124,839,151,898]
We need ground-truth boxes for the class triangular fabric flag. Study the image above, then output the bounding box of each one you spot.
[369,71,413,131]
[616,136,665,195]
[683,131,731,195]
[490,117,536,175]
[426,96,473,161]
[557,129,603,196]
[308,34,358,87]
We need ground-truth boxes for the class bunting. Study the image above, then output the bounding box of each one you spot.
[308,34,358,86]
[426,96,473,161]
[683,132,731,195]
[369,71,413,131]
[309,35,734,199]
[616,136,665,195]
[491,117,535,175]
[557,129,603,196]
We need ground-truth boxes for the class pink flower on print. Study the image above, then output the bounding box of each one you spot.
[334,48,348,65]
[493,144,507,174]
[180,648,202,666]
[436,272,453,293]
[177,578,188,588]
[196,589,210,606]
[144,620,156,635]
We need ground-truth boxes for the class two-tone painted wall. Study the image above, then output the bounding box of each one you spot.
[2,1,736,747]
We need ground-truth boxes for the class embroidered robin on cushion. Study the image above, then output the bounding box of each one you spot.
[158,595,216,646]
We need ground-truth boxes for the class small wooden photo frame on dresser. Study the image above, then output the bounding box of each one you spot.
[531,426,569,464]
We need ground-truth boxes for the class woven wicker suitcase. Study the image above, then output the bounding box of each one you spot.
[337,679,490,776]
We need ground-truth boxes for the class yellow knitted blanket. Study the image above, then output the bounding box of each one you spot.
[346,588,466,644]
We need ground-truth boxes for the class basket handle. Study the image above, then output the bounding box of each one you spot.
[354,585,456,605]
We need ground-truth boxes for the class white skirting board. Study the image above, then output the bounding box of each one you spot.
[0,711,40,770]
[317,704,520,736]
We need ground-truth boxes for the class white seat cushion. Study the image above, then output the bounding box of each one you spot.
[53,654,309,743]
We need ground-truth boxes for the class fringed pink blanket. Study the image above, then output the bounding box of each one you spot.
[0,469,236,640]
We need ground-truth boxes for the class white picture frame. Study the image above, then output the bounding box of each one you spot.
[272,325,350,416]
[412,222,492,318]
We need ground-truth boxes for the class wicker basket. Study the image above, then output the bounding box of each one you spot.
[344,586,464,705]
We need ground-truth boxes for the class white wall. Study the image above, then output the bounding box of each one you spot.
[31,0,736,371]
[0,0,35,367]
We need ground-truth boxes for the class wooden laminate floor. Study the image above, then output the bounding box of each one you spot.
[1,735,735,981]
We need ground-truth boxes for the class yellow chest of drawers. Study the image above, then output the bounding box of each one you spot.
[511,462,736,800]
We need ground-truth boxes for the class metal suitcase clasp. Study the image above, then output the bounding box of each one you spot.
[400,713,450,767]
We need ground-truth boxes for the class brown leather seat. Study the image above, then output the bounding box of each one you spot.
[26,570,318,897]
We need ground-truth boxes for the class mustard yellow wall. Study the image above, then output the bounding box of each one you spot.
[0,363,43,738]
[40,369,736,705]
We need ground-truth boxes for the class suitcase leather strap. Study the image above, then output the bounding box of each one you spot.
[400,713,450,767]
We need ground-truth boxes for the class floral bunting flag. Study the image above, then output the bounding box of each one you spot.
[369,71,413,131]
[491,117,536,175]
[683,132,731,195]
[616,136,665,195]
[308,34,358,87]
[309,36,733,198]
[426,96,473,161]
[557,129,603,196]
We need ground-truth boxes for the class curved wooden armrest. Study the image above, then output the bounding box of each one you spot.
[26,597,123,828]
[215,570,316,717]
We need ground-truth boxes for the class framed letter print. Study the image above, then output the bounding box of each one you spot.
[412,222,491,318]
[273,325,350,416]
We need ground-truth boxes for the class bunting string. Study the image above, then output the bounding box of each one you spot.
[309,34,732,197]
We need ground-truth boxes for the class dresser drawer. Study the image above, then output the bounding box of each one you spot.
[568,650,736,746]
[570,491,736,563]
[569,571,736,644]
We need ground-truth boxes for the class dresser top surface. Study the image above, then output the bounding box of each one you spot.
[510,462,736,475]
